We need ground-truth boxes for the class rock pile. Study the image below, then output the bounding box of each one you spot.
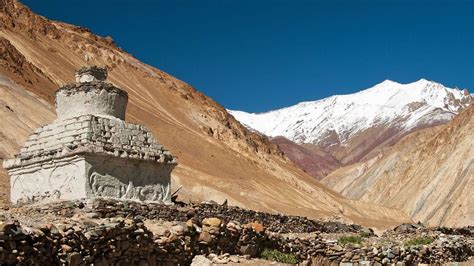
[0,216,273,265]
[390,222,473,237]
[273,234,473,265]
[89,199,365,234]
[1,199,473,265]
[0,218,157,265]
[1,215,472,265]
[14,198,364,234]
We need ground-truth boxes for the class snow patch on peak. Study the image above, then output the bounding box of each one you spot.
[414,78,430,84]
[378,79,400,86]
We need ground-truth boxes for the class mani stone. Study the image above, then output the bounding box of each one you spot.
[3,66,177,204]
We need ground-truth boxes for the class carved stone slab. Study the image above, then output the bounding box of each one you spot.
[9,154,173,204]
[86,154,172,202]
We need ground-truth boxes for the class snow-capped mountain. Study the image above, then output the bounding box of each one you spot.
[230,79,472,164]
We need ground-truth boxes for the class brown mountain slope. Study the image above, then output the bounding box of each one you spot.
[271,137,341,180]
[0,0,411,228]
[0,66,55,206]
[326,121,446,165]
[322,105,474,227]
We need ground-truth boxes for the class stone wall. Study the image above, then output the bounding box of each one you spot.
[0,216,270,265]
[90,199,365,234]
[0,210,472,265]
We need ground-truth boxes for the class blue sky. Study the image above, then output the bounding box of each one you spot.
[23,0,474,113]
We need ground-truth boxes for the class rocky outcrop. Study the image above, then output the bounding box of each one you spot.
[0,37,56,100]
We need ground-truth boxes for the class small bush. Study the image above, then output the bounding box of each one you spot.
[338,235,363,245]
[260,248,298,264]
[404,236,434,246]
[359,231,371,238]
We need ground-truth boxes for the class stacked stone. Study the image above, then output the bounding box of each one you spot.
[0,217,270,265]
[1,217,472,265]
[192,203,364,234]
[92,199,187,221]
[268,232,328,260]
[437,226,473,237]
[2,199,472,264]
[90,199,364,234]
[0,218,157,265]
[388,222,473,238]
[322,237,473,265]
[5,115,174,168]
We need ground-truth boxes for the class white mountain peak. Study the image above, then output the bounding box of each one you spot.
[378,79,400,86]
[229,79,471,146]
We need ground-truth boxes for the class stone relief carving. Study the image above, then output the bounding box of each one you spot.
[11,170,62,203]
[89,172,170,202]
[48,164,79,193]
[11,174,32,200]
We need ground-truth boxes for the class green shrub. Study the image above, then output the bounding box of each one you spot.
[338,235,363,245]
[260,248,298,264]
[404,236,434,246]
[359,231,371,238]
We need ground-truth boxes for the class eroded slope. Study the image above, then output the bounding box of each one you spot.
[271,137,341,180]
[323,106,474,227]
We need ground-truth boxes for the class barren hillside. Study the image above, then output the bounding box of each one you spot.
[0,0,411,228]
[271,137,341,180]
[323,105,474,227]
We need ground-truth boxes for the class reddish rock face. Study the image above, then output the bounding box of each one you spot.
[325,122,447,165]
[271,137,341,180]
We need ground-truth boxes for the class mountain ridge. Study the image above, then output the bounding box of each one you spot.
[230,79,471,166]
